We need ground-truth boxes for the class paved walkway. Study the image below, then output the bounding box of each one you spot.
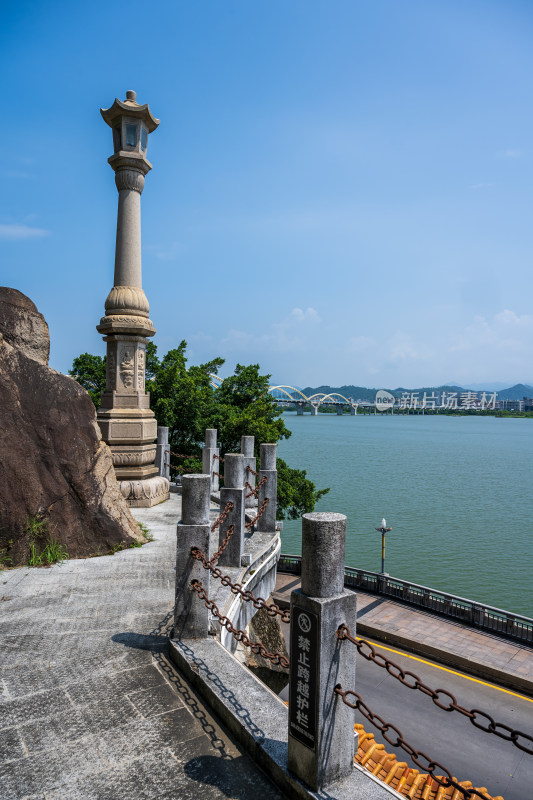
[0,494,285,800]
[273,573,533,696]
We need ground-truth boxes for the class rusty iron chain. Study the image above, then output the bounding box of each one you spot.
[334,686,492,800]
[169,451,192,459]
[338,625,533,756]
[213,454,224,462]
[212,470,223,479]
[244,476,267,499]
[209,524,235,565]
[245,497,269,530]
[246,465,259,477]
[190,546,291,623]
[191,580,290,668]
[210,502,234,533]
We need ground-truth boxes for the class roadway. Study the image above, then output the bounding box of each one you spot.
[279,628,533,800]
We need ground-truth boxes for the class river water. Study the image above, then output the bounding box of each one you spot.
[276,413,533,617]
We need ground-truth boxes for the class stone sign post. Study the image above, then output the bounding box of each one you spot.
[288,512,357,791]
[96,90,169,507]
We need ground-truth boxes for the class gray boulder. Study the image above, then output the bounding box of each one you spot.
[0,288,144,567]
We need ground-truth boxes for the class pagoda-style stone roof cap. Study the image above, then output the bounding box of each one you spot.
[101,90,159,132]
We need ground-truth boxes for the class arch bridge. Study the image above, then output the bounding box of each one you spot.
[208,376,377,415]
[268,385,360,415]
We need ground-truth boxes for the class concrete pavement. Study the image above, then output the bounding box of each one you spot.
[0,494,285,800]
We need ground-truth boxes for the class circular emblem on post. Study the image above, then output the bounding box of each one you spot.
[375,390,395,412]
[298,612,312,633]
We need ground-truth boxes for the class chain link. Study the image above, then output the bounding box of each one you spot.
[190,546,291,623]
[213,454,224,462]
[209,525,235,565]
[210,502,234,533]
[191,581,289,668]
[246,465,259,477]
[337,625,533,756]
[245,497,269,530]
[169,451,192,459]
[334,686,492,800]
[244,476,267,499]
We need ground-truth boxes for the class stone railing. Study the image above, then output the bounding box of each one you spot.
[277,554,533,645]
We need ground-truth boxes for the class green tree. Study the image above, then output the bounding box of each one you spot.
[69,353,106,408]
[71,342,329,519]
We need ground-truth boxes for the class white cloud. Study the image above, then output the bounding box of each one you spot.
[290,307,321,323]
[0,224,50,241]
[494,309,533,327]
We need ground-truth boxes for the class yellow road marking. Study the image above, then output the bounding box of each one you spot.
[358,637,533,704]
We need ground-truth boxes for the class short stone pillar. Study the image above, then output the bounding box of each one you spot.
[288,512,357,791]
[297,403,304,416]
[202,428,220,493]
[241,435,256,509]
[174,474,211,639]
[155,426,170,481]
[218,454,245,567]
[257,443,277,533]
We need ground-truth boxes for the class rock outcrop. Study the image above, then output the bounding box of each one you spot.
[0,288,145,567]
[0,287,50,365]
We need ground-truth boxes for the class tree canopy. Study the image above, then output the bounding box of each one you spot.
[70,341,329,519]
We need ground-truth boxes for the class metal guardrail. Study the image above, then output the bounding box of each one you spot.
[277,554,533,645]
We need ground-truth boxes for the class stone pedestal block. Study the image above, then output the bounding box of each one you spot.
[155,426,170,481]
[175,522,211,638]
[241,435,256,509]
[175,475,212,638]
[202,429,220,492]
[257,443,277,533]
[218,486,245,568]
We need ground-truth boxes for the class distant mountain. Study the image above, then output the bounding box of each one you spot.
[496,384,533,401]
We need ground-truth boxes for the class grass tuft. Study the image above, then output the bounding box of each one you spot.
[26,514,69,566]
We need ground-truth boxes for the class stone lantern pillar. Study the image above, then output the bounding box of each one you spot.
[96,90,169,507]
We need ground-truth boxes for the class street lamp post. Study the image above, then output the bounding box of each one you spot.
[375,517,392,577]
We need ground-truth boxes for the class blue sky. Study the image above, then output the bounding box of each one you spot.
[1,0,532,388]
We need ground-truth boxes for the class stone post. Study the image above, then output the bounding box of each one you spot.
[175,474,211,639]
[96,90,169,507]
[241,435,256,509]
[257,443,277,533]
[202,429,220,493]
[218,454,245,568]
[288,512,357,790]
[155,426,170,481]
